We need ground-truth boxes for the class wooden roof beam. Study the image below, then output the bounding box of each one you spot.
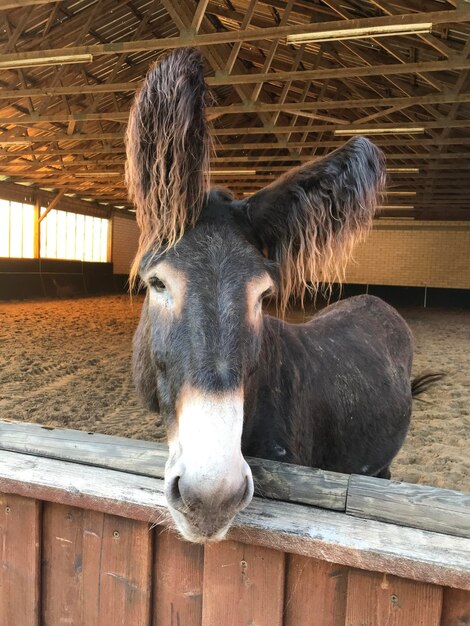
[37,188,65,222]
[3,0,61,8]
[0,8,468,68]
[4,153,470,176]
[3,118,470,145]
[6,135,470,157]
[192,0,210,33]
[2,57,470,101]
[5,90,470,124]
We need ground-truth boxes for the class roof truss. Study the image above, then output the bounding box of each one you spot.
[0,0,469,220]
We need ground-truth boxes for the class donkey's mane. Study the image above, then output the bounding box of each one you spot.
[125,48,212,285]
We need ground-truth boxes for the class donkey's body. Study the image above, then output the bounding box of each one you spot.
[244,295,413,476]
[127,48,415,542]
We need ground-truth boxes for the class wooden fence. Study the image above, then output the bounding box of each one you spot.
[0,420,469,625]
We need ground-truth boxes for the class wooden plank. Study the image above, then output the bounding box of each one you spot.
[97,514,152,625]
[347,475,470,539]
[202,540,285,626]
[1,451,470,590]
[0,493,41,626]
[283,555,347,626]
[0,419,169,477]
[153,530,204,626]
[345,569,443,626]
[42,503,102,625]
[42,503,152,625]
[80,510,106,626]
[5,150,470,171]
[441,588,470,626]
[0,420,348,511]
[249,457,348,510]
[3,134,470,153]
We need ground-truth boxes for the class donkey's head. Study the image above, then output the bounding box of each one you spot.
[126,48,385,543]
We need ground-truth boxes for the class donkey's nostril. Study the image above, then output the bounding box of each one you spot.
[239,473,254,509]
[167,475,182,506]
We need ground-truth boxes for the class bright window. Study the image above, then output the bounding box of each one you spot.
[0,199,35,258]
[40,208,109,262]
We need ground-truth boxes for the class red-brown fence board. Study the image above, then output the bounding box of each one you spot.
[202,540,285,626]
[42,503,91,626]
[41,503,152,625]
[441,588,470,626]
[80,510,108,626]
[94,514,152,625]
[345,569,443,626]
[284,555,348,626]
[153,530,204,626]
[0,493,41,626]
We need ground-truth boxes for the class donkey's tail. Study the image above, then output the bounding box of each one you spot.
[411,372,445,397]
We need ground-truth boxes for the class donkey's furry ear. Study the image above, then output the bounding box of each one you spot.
[243,137,385,311]
[125,48,212,283]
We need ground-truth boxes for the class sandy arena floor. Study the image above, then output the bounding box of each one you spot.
[0,295,468,492]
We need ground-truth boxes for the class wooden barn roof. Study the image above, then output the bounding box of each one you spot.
[1,0,470,220]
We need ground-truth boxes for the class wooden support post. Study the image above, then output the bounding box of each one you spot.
[33,195,40,258]
[107,215,113,264]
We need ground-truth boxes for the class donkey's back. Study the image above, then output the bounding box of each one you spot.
[249,295,413,478]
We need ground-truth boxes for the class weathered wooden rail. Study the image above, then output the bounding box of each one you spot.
[1,420,468,539]
[0,419,469,625]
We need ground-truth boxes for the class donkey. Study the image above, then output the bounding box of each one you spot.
[126,48,414,543]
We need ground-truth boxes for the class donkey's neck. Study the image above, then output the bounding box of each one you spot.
[241,315,305,463]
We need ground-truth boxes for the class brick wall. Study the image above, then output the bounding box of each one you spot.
[110,216,470,289]
[111,215,139,275]
[344,220,470,289]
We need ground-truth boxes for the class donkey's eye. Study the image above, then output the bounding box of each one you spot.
[260,288,273,303]
[149,277,166,292]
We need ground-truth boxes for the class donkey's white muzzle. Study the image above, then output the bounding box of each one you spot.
[165,386,254,541]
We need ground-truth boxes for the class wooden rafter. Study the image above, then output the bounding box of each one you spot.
[37,189,65,222]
